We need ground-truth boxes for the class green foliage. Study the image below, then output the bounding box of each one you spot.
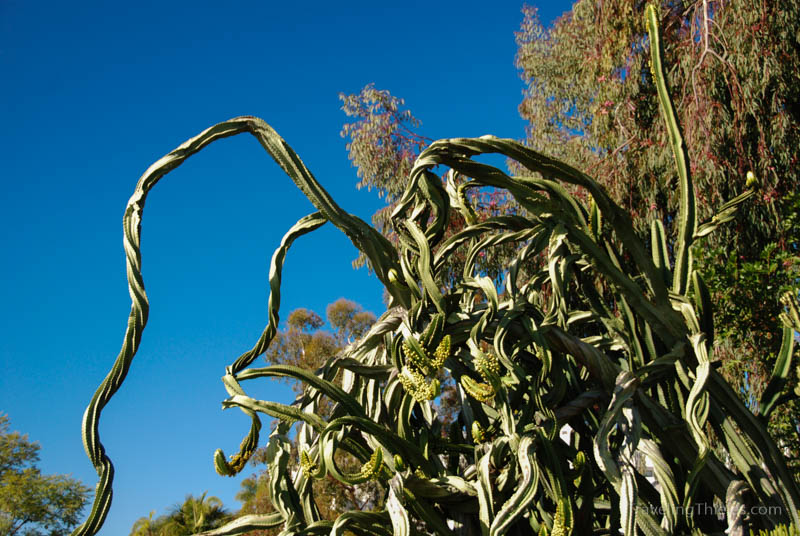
[73,5,800,536]
[340,85,429,203]
[339,84,430,238]
[693,190,800,474]
[0,414,90,536]
[129,493,231,536]
[515,0,800,473]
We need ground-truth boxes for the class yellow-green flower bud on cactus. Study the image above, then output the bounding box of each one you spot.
[431,378,441,398]
[300,447,318,478]
[388,268,401,285]
[213,449,236,477]
[572,451,586,486]
[430,335,451,369]
[746,170,759,188]
[399,365,422,393]
[399,366,438,402]
[750,524,800,536]
[213,437,254,477]
[551,498,572,536]
[403,338,432,374]
[461,375,495,403]
[393,454,406,472]
[475,351,500,380]
[471,421,485,443]
[357,448,383,482]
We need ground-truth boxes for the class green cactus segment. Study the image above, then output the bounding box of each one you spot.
[72,3,800,535]
[489,435,540,536]
[638,438,679,532]
[645,3,695,296]
[393,454,406,472]
[759,325,795,420]
[420,312,445,348]
[212,375,264,477]
[386,484,411,536]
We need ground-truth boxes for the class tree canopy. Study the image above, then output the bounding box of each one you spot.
[263,298,376,389]
[340,87,520,284]
[0,414,90,536]
[514,0,800,473]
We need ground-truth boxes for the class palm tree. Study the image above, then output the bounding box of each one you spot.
[130,510,173,536]
[161,492,230,535]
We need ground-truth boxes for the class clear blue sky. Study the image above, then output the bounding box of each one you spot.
[0,1,571,533]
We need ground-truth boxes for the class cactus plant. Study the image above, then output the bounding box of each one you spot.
[71,5,799,536]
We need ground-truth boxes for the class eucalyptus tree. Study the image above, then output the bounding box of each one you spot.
[515,0,800,465]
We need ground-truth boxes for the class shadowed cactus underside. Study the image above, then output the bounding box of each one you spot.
[73,5,799,536]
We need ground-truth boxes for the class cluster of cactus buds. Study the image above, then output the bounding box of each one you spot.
[398,366,440,402]
[299,447,318,478]
[461,350,500,403]
[461,374,495,403]
[398,313,451,402]
[351,448,384,483]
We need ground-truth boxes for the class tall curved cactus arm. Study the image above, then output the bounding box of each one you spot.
[759,324,795,420]
[193,513,284,536]
[645,4,696,296]
[72,116,407,536]
[228,212,327,374]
